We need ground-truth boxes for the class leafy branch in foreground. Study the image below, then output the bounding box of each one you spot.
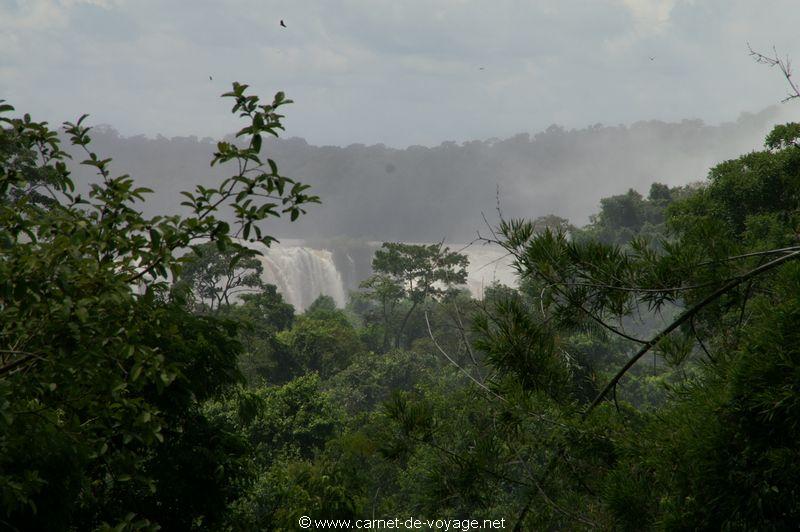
[0,83,316,528]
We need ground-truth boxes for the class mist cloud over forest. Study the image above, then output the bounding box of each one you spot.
[71,104,793,242]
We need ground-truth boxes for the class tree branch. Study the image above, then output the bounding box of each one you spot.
[0,351,42,377]
[583,249,800,417]
[749,44,800,102]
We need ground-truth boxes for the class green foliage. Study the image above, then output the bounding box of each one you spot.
[532,214,574,234]
[325,349,438,416]
[222,284,295,385]
[227,284,295,333]
[578,183,690,245]
[204,375,352,530]
[633,266,800,530]
[4,78,800,532]
[174,241,265,313]
[359,242,468,350]
[239,455,363,531]
[279,309,365,379]
[377,375,540,524]
[206,374,342,465]
[473,295,570,400]
[475,123,800,528]
[304,294,339,317]
[372,242,469,299]
[0,84,315,529]
[765,121,800,150]
[356,273,405,350]
[211,120,800,530]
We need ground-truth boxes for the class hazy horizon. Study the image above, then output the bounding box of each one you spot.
[3,0,799,147]
[66,102,794,243]
[67,100,797,151]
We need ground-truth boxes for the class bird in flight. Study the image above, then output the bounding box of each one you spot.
[209,75,213,81]
[479,67,485,70]
[280,20,287,28]
[649,56,655,61]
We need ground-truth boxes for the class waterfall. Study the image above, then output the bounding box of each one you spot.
[247,241,347,312]
[243,240,515,312]
[459,245,517,299]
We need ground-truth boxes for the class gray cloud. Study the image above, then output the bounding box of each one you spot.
[2,0,799,147]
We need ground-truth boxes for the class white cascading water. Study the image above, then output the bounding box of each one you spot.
[459,245,517,299]
[244,240,515,312]
[246,241,347,312]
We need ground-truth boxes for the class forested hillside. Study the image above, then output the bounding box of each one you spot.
[70,106,791,242]
[2,83,800,531]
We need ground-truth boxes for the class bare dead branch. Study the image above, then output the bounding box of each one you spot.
[749,43,800,102]
[0,351,43,377]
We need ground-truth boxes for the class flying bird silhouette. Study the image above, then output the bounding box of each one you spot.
[649,56,655,61]
[209,75,213,80]
[280,20,287,28]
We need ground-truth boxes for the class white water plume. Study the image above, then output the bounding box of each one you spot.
[247,241,347,312]
[246,239,515,312]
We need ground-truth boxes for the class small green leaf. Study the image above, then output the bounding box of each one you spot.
[149,228,161,248]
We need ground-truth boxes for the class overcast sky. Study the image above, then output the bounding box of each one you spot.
[2,0,799,147]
